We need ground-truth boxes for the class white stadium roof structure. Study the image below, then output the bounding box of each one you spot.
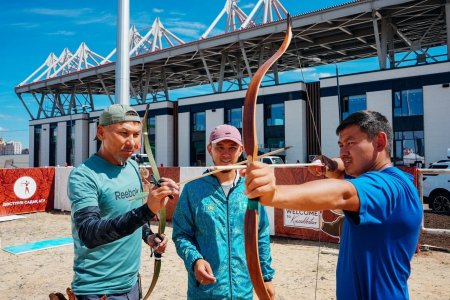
[15,0,449,119]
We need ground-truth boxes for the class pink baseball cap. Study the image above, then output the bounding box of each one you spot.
[209,124,242,146]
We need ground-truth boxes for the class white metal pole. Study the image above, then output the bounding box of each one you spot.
[116,0,130,105]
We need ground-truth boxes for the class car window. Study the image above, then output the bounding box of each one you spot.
[430,165,449,169]
[262,158,271,164]
[272,157,284,164]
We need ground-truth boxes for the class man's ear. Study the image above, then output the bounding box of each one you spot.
[207,143,212,156]
[97,126,105,141]
[376,132,388,152]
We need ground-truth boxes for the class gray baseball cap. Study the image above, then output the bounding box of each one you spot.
[99,104,141,126]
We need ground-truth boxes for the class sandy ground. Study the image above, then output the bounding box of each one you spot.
[0,212,449,300]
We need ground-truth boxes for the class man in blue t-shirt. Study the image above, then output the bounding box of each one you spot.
[243,110,422,299]
[68,104,179,300]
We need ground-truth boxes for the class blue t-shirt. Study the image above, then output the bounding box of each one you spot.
[337,167,422,300]
[68,155,143,295]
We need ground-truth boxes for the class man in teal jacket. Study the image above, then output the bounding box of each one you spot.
[172,124,275,299]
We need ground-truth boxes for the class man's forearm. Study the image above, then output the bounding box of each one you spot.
[74,204,155,248]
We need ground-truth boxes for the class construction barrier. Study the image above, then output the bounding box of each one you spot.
[1,165,418,244]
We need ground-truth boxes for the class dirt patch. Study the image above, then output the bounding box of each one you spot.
[419,210,450,250]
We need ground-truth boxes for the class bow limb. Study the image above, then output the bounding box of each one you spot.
[142,104,166,300]
[243,16,292,300]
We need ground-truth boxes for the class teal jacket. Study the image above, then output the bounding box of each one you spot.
[172,172,275,299]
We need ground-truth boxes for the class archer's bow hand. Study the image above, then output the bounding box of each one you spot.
[242,161,277,206]
[147,233,168,253]
[147,177,179,214]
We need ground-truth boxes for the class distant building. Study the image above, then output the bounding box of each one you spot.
[2,141,22,155]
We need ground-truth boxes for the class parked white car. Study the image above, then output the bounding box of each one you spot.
[422,160,450,214]
[130,153,150,167]
[259,156,284,164]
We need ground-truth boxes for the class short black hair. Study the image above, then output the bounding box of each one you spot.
[336,110,393,153]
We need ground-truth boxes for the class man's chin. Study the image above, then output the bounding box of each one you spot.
[116,156,130,165]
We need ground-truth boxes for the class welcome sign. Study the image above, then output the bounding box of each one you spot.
[283,209,320,229]
[0,168,55,216]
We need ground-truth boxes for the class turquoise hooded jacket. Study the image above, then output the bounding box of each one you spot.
[172,172,275,299]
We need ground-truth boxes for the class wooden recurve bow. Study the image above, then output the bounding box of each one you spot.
[142,104,167,300]
[242,15,292,300]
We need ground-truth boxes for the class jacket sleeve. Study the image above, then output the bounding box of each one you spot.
[172,186,203,271]
[258,204,275,281]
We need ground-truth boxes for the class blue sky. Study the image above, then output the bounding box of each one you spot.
[0,0,375,148]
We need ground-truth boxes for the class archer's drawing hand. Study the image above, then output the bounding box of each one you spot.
[309,155,343,179]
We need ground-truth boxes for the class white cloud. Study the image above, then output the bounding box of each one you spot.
[76,14,116,26]
[169,27,202,39]
[164,19,207,39]
[152,8,164,14]
[7,22,39,29]
[0,126,7,132]
[241,3,256,9]
[165,19,206,30]
[28,8,93,18]
[169,11,186,16]
[47,30,75,36]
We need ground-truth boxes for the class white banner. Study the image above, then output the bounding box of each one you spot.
[283,209,320,229]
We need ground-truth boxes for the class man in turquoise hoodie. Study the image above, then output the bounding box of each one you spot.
[172,124,275,299]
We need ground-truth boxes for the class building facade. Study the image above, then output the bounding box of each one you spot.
[28,62,450,167]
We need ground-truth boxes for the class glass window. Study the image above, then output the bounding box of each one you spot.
[66,121,74,166]
[265,103,284,126]
[34,125,41,167]
[226,107,242,129]
[394,89,423,116]
[49,123,57,166]
[393,129,425,166]
[264,103,285,157]
[392,88,424,166]
[193,112,206,131]
[191,112,206,166]
[148,116,156,157]
[341,94,366,120]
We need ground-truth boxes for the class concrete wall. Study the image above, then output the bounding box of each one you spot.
[0,154,29,168]
[320,95,340,158]
[156,114,174,167]
[89,121,98,157]
[73,119,89,166]
[285,99,306,163]
[423,84,450,164]
[56,122,67,166]
[205,108,224,166]
[40,123,50,166]
[29,125,34,167]
[178,112,190,166]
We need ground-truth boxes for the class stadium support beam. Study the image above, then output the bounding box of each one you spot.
[239,41,253,80]
[116,0,130,105]
[446,2,450,58]
[218,53,227,93]
[372,10,384,69]
[16,93,35,120]
[200,51,217,93]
